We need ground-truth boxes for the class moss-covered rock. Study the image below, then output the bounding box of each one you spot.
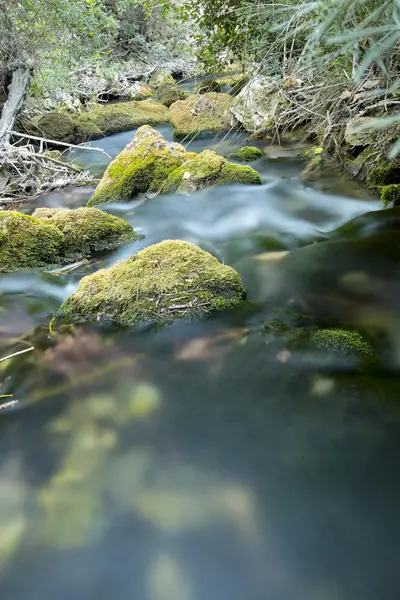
[228,146,264,161]
[149,69,175,89]
[380,184,400,207]
[161,149,262,193]
[195,79,222,94]
[59,240,245,327]
[157,83,189,107]
[0,211,64,272]
[367,161,400,187]
[87,125,190,206]
[36,101,170,144]
[37,113,76,143]
[311,328,375,359]
[170,93,234,137]
[32,207,139,259]
[76,100,170,139]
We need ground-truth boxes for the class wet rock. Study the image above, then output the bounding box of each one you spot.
[230,76,281,133]
[170,93,234,137]
[195,79,222,94]
[0,211,64,272]
[157,83,189,107]
[380,184,400,206]
[33,207,139,259]
[345,116,379,146]
[59,240,245,327]
[161,149,262,193]
[149,69,175,89]
[87,125,190,206]
[228,146,264,161]
[119,81,155,101]
[35,101,170,144]
[366,161,400,187]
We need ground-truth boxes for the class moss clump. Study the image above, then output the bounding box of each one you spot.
[312,329,375,359]
[37,113,76,142]
[0,211,64,272]
[367,162,400,187]
[148,69,175,89]
[32,207,139,259]
[87,125,190,206]
[228,146,264,161]
[77,100,170,139]
[161,149,262,193]
[59,240,245,327]
[157,83,189,107]
[195,79,222,94]
[380,184,400,207]
[170,93,234,137]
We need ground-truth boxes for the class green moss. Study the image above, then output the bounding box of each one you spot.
[228,146,264,161]
[0,211,64,272]
[161,149,262,193]
[74,118,104,143]
[59,240,246,327]
[37,112,76,142]
[380,184,400,207]
[149,69,175,89]
[367,162,400,187]
[312,329,375,359]
[32,207,139,259]
[170,93,234,137]
[157,84,189,107]
[195,79,222,94]
[77,100,170,139]
[87,125,189,206]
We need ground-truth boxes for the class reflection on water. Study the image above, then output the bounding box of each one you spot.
[1,124,399,600]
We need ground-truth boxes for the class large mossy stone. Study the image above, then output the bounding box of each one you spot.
[87,125,190,206]
[36,101,170,144]
[157,83,189,107]
[148,69,175,89]
[195,79,222,94]
[161,149,262,193]
[0,211,64,272]
[228,146,264,162]
[32,207,139,259]
[170,93,234,137]
[59,240,246,327]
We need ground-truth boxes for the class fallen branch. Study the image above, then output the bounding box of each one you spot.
[0,347,34,363]
[10,131,110,156]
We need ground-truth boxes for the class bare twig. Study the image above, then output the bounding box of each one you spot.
[0,347,34,363]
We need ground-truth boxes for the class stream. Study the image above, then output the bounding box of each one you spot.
[0,121,399,600]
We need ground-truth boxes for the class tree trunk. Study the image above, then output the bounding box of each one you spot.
[0,66,31,146]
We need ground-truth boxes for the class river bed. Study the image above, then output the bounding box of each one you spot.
[0,124,399,600]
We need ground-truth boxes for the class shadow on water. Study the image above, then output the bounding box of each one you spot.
[2,125,400,600]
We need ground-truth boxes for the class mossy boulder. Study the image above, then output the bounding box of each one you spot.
[36,101,170,144]
[0,211,64,272]
[32,207,139,259]
[228,146,264,161]
[87,125,190,206]
[157,83,189,107]
[59,240,245,327]
[161,149,262,193]
[170,93,234,137]
[76,100,170,139]
[149,69,175,89]
[195,79,222,94]
[37,113,76,143]
[380,184,400,207]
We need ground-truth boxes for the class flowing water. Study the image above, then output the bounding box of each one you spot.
[1,123,399,600]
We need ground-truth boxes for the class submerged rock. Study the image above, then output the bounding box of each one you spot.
[35,101,170,144]
[231,76,281,133]
[162,149,262,193]
[33,207,139,259]
[170,93,234,137]
[0,211,64,272]
[59,240,245,327]
[157,83,189,107]
[87,125,190,206]
[228,146,264,161]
